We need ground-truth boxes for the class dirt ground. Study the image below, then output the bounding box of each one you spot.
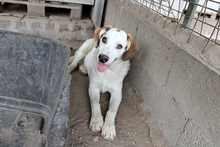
[65,40,170,147]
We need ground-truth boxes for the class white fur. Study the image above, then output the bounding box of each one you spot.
[68,28,131,140]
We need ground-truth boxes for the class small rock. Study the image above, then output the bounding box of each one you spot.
[93,136,99,142]
[78,136,82,140]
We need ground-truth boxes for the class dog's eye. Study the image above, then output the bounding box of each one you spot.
[116,44,123,49]
[102,37,107,43]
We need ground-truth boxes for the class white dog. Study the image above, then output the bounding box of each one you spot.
[68,26,138,140]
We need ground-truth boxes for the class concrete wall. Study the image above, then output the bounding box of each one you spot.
[104,0,220,146]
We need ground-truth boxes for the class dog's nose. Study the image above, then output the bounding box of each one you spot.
[98,54,109,63]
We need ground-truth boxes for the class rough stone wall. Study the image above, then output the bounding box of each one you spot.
[104,0,220,146]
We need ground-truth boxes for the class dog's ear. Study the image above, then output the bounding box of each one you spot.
[122,34,139,61]
[93,27,103,47]
[93,26,112,48]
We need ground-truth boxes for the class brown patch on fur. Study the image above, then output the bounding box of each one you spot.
[122,34,139,61]
[106,27,111,31]
[116,28,121,32]
[93,26,112,48]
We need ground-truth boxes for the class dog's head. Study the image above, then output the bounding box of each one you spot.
[93,26,139,72]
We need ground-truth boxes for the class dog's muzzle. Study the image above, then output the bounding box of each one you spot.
[98,54,109,63]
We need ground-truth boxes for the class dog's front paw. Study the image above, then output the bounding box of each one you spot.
[90,115,104,132]
[101,123,116,140]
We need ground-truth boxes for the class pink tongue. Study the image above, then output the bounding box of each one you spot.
[97,62,109,72]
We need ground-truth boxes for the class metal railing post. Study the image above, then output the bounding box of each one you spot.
[182,0,199,28]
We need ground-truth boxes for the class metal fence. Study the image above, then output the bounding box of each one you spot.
[132,0,220,53]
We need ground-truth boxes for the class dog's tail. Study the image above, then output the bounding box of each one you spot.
[68,39,94,73]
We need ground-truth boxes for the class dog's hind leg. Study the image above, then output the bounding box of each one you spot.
[68,39,94,73]
[79,64,88,75]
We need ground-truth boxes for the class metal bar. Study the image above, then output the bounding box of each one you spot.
[146,0,154,18]
[209,0,220,4]
[202,19,220,53]
[163,0,175,28]
[182,1,219,12]
[154,0,163,22]
[187,0,207,43]
[199,0,209,35]
[132,0,220,49]
[215,21,220,42]
[196,18,216,28]
[215,7,220,42]
[182,0,199,28]
[174,1,189,35]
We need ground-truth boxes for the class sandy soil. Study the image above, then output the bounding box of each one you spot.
[65,40,170,147]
